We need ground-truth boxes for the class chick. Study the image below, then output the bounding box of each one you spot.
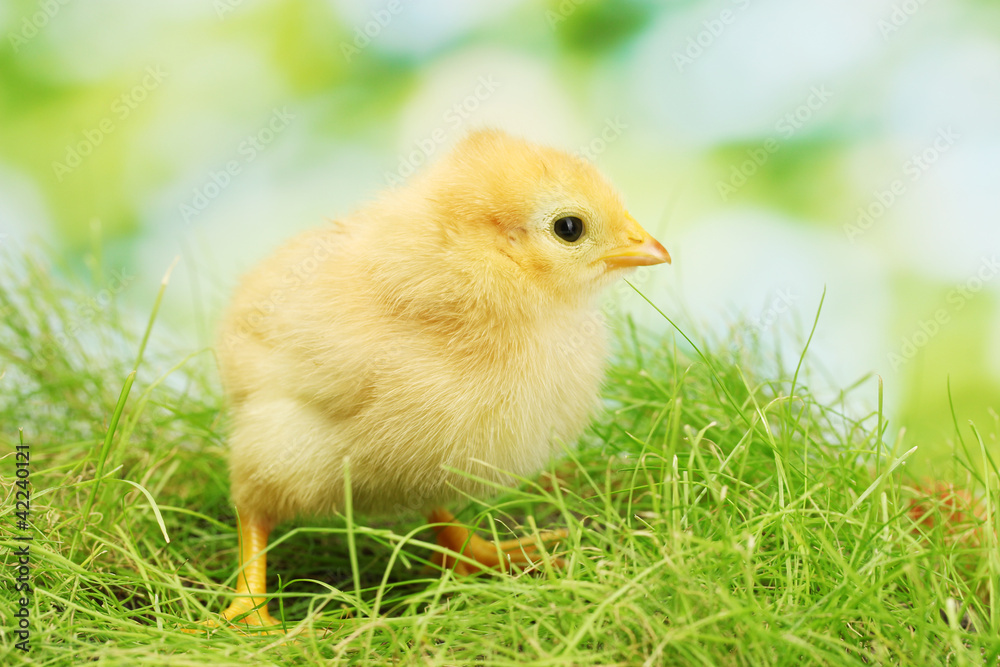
[213,128,670,627]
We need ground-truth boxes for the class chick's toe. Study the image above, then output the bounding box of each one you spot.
[428,508,567,575]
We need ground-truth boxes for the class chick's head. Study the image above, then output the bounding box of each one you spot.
[420,129,670,306]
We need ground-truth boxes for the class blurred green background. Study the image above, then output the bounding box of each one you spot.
[1,0,998,470]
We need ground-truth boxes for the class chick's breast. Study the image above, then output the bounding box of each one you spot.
[217,223,606,524]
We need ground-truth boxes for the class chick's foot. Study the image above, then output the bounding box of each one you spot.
[219,597,284,629]
[188,513,287,634]
[184,601,285,636]
[428,508,567,575]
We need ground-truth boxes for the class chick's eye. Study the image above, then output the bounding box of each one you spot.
[553,216,584,243]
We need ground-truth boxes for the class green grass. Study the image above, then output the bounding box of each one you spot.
[1,249,998,666]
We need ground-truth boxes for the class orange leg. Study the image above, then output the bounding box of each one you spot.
[218,514,284,628]
[428,507,567,575]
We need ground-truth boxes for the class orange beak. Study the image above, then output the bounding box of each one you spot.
[599,214,672,268]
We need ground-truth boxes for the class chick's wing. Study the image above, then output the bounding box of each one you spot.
[216,223,375,420]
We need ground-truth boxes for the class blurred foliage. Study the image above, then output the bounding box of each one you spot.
[710,137,853,225]
[550,0,658,56]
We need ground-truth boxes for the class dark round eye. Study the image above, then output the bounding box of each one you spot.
[553,216,584,243]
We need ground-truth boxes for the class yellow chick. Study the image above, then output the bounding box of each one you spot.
[213,128,670,627]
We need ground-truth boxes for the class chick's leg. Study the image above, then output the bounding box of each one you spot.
[220,514,283,627]
[428,508,567,575]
